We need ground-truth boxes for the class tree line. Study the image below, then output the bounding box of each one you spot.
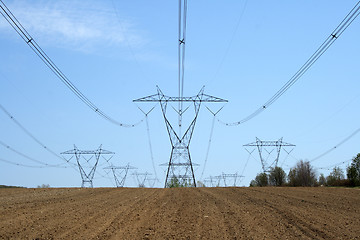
[250,153,360,187]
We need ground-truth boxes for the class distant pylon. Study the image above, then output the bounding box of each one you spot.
[244,138,295,172]
[222,173,244,187]
[104,163,137,187]
[61,145,114,187]
[132,171,152,188]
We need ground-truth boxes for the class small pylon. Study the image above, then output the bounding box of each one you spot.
[244,138,295,172]
[61,145,114,188]
[104,163,137,187]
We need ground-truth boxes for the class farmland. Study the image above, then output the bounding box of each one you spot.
[0,187,359,239]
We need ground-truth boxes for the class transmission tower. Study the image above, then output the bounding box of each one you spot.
[222,173,244,187]
[134,87,227,188]
[132,171,152,188]
[104,163,137,187]
[61,145,114,187]
[212,175,224,187]
[146,177,159,188]
[244,138,295,173]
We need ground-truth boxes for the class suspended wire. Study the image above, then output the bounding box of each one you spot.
[177,0,188,134]
[310,127,360,163]
[200,106,224,180]
[0,103,73,166]
[244,147,261,164]
[200,109,216,180]
[209,0,249,86]
[137,106,158,181]
[299,97,360,141]
[0,0,143,128]
[0,140,70,168]
[110,0,144,74]
[218,1,360,126]
[0,157,51,168]
[280,148,295,167]
[315,158,353,171]
[240,150,252,177]
[144,112,158,181]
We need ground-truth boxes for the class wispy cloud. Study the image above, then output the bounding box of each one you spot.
[0,0,145,52]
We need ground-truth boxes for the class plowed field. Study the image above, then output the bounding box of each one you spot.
[0,187,359,239]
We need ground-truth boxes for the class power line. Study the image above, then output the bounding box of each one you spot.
[200,106,224,180]
[0,140,71,168]
[178,0,188,133]
[0,103,72,165]
[218,1,360,126]
[316,159,353,171]
[0,0,143,128]
[209,0,249,86]
[0,157,50,168]
[137,106,158,181]
[110,0,146,77]
[310,127,360,163]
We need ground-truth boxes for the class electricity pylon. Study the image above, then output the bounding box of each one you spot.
[61,145,114,187]
[132,171,152,188]
[244,137,295,172]
[134,86,227,188]
[222,173,244,187]
[104,163,137,187]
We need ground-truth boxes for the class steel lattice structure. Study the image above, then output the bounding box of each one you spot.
[222,173,244,187]
[134,86,227,188]
[61,145,114,188]
[244,137,295,172]
[104,163,137,187]
[132,171,152,188]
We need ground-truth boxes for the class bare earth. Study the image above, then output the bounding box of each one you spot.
[0,187,359,239]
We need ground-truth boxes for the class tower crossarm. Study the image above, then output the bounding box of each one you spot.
[243,141,295,147]
[61,149,115,155]
[134,94,228,103]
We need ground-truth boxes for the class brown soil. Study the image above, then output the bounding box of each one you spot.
[0,187,359,239]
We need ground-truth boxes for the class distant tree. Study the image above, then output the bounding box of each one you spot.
[347,153,360,186]
[249,180,257,187]
[269,166,287,186]
[288,160,317,187]
[318,173,326,186]
[167,177,180,188]
[326,167,345,186]
[197,181,205,187]
[167,177,194,188]
[288,168,298,187]
[37,184,50,188]
[254,172,268,187]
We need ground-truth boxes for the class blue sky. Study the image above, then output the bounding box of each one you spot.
[0,0,359,187]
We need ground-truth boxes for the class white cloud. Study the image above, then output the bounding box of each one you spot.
[0,0,145,52]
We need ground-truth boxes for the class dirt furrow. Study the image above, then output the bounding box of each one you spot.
[0,187,359,239]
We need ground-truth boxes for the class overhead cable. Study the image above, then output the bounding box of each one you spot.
[200,106,224,180]
[316,159,353,171]
[0,140,70,168]
[310,127,360,162]
[177,0,188,133]
[218,1,360,126]
[0,103,73,166]
[137,106,158,181]
[210,0,248,86]
[0,0,143,128]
